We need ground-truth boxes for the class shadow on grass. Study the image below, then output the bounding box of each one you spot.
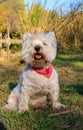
[0,122,7,130]
[71,84,83,95]
[54,53,83,67]
[9,82,17,90]
[62,82,83,96]
[57,53,83,62]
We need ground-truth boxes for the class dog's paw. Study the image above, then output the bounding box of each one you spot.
[18,108,29,113]
[18,104,29,113]
[52,102,65,109]
[4,103,12,110]
[4,102,17,111]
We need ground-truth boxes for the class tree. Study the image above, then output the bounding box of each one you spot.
[0,0,27,38]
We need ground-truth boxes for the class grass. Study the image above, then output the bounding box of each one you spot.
[0,51,83,130]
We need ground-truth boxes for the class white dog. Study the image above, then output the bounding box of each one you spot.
[5,32,65,113]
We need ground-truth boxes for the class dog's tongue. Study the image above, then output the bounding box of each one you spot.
[35,54,42,59]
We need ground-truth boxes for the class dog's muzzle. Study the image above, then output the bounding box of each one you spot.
[34,45,41,52]
[34,45,43,60]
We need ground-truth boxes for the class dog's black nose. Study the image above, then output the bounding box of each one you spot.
[34,46,41,52]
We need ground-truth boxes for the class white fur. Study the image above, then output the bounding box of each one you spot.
[5,32,65,113]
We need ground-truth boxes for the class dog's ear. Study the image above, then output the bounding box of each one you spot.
[47,32,57,48]
[47,32,55,39]
[22,32,32,50]
[22,32,32,42]
[21,33,32,60]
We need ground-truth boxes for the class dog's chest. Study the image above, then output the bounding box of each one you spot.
[23,68,53,89]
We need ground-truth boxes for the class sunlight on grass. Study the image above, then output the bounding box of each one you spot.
[71,61,83,69]
[0,52,83,130]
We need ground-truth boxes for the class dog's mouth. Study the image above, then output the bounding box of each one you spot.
[34,53,43,60]
[31,52,48,68]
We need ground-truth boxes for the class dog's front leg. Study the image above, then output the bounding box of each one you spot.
[18,87,30,113]
[4,83,20,111]
[48,85,65,109]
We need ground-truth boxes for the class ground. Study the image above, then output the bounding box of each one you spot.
[0,51,83,130]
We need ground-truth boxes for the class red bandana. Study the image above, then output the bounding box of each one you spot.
[30,64,53,78]
[20,60,53,78]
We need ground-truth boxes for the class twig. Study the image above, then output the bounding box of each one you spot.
[48,110,74,117]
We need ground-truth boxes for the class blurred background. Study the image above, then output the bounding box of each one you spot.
[0,0,83,52]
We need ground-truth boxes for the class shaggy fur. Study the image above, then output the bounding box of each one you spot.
[5,32,65,113]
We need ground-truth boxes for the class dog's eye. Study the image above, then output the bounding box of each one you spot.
[43,42,47,46]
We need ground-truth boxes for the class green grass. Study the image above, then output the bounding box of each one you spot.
[0,52,83,130]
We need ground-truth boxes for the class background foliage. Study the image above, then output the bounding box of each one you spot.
[0,0,83,51]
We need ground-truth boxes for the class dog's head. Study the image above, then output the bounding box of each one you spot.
[21,32,57,68]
